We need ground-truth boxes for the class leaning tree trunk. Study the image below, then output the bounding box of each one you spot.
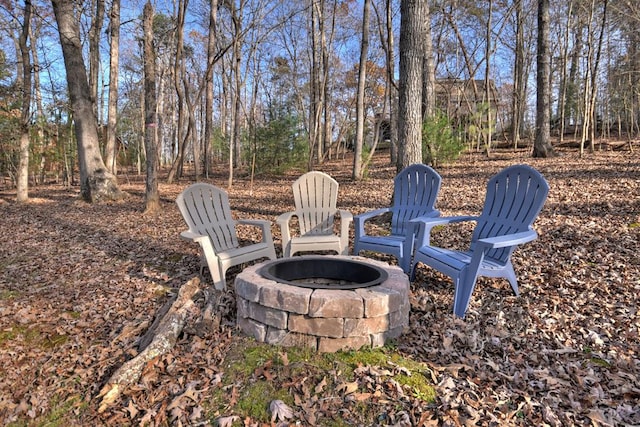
[51,0,124,202]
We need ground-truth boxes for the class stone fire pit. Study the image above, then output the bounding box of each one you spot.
[235,255,410,352]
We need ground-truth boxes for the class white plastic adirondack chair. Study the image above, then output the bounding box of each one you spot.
[176,183,277,290]
[353,164,442,273]
[277,171,353,257]
[410,164,549,318]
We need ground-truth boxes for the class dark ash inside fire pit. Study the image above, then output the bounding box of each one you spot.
[259,256,388,289]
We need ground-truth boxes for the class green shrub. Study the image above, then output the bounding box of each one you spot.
[422,111,465,167]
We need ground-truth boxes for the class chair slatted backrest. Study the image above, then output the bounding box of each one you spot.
[471,165,549,263]
[177,183,239,252]
[292,171,339,236]
[391,164,442,235]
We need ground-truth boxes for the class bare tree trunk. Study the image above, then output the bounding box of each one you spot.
[16,0,32,203]
[386,0,398,165]
[533,0,557,158]
[353,0,370,180]
[88,0,104,120]
[484,0,493,156]
[422,1,435,120]
[105,0,120,175]
[204,0,219,178]
[398,0,427,171]
[51,0,124,202]
[557,0,573,144]
[143,1,159,213]
[511,0,527,149]
[167,0,188,184]
[587,0,608,151]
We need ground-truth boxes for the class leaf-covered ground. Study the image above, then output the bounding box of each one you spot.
[0,148,638,426]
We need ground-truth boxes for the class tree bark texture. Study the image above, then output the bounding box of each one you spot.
[97,277,202,412]
[353,0,370,180]
[51,0,124,201]
[398,0,427,170]
[533,0,557,158]
[143,1,159,213]
[16,0,32,203]
[105,0,120,174]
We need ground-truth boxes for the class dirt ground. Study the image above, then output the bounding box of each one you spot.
[0,147,638,426]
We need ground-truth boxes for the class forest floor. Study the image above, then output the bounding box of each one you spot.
[0,147,639,426]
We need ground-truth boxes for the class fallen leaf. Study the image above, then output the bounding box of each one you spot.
[269,399,293,422]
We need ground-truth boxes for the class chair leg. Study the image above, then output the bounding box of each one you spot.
[452,271,479,318]
[504,264,519,296]
[399,250,412,274]
[209,265,226,291]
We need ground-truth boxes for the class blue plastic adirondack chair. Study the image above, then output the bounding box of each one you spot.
[353,164,442,273]
[177,183,277,290]
[410,164,549,318]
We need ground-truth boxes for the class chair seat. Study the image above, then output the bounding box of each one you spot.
[415,246,507,275]
[356,234,405,250]
[288,234,343,256]
[219,242,276,262]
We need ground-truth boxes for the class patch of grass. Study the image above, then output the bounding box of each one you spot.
[5,395,85,427]
[589,357,611,368]
[207,338,436,424]
[0,290,20,300]
[0,323,68,349]
[628,222,640,229]
[235,381,291,420]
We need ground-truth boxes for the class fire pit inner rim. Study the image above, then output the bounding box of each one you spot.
[259,256,389,289]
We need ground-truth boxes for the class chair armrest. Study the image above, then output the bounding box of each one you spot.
[354,208,391,238]
[411,215,477,247]
[354,208,391,223]
[337,209,353,235]
[410,214,474,226]
[476,230,538,249]
[180,230,209,244]
[276,211,296,256]
[238,219,274,244]
[276,211,296,226]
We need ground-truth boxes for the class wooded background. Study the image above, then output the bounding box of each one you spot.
[0,0,637,199]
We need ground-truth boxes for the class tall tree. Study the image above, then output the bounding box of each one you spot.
[88,0,104,121]
[105,0,120,174]
[143,1,159,213]
[511,0,527,149]
[352,0,370,180]
[385,0,398,164]
[533,0,556,158]
[204,0,219,178]
[421,1,435,120]
[167,0,189,184]
[16,0,32,203]
[398,0,427,170]
[51,0,124,201]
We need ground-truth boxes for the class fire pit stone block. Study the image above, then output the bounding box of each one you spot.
[234,256,410,352]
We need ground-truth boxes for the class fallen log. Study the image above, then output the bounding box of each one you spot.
[97,277,203,413]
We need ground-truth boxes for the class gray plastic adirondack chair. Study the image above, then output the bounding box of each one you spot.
[176,183,277,290]
[277,171,353,257]
[353,164,442,273]
[410,164,549,318]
